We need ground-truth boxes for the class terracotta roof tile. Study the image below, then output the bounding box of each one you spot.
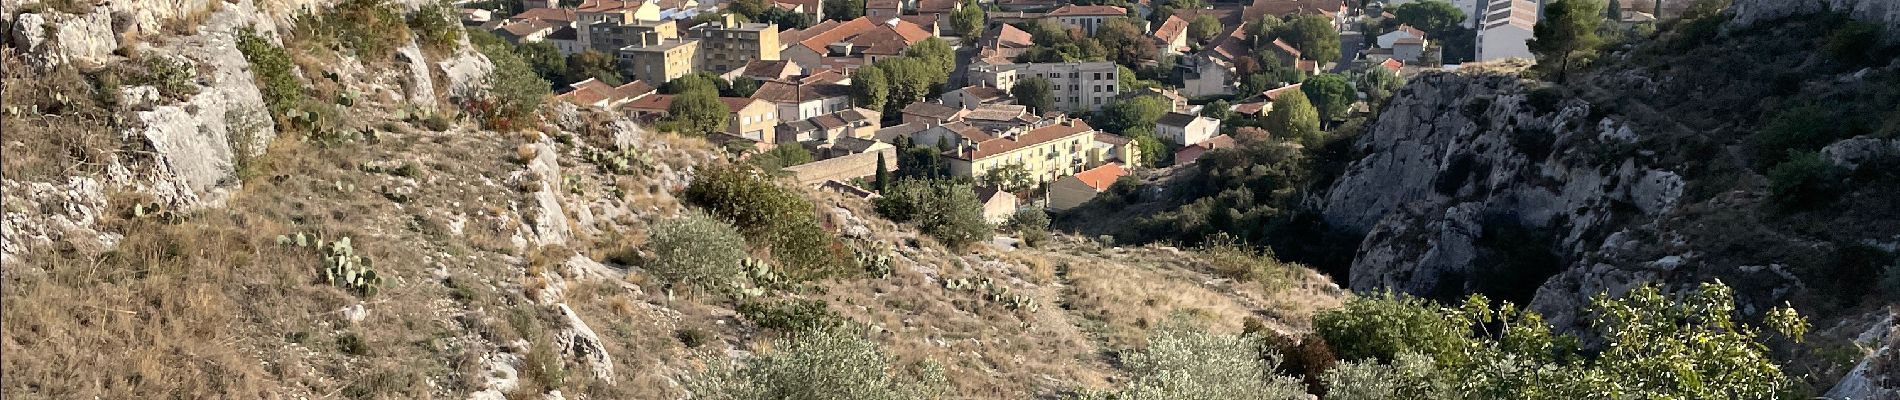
[1047,4,1127,16]
[621,94,676,111]
[965,120,1094,159]
[1153,15,1189,41]
[1070,162,1126,191]
[1242,0,1346,21]
[512,7,577,22]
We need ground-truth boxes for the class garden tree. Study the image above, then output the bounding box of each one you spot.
[874,152,891,191]
[751,144,815,173]
[1606,0,1622,21]
[564,50,623,86]
[1007,209,1051,247]
[1300,73,1354,123]
[950,0,985,37]
[1264,89,1323,146]
[1767,151,1845,210]
[468,30,550,130]
[1129,132,1166,168]
[1131,140,1310,244]
[1203,99,1233,121]
[728,76,761,97]
[1011,77,1056,113]
[689,331,950,400]
[1248,14,1287,47]
[516,41,568,84]
[663,72,724,95]
[1096,95,1172,135]
[758,7,814,29]
[1081,320,1309,399]
[1188,14,1223,42]
[907,38,958,77]
[683,166,854,279]
[728,0,769,19]
[1315,282,1810,399]
[874,179,993,248]
[822,0,864,20]
[875,57,946,115]
[647,213,749,293]
[1357,67,1404,107]
[897,146,946,179]
[1528,0,1605,83]
[1280,14,1341,64]
[1391,0,1465,36]
[980,163,1035,193]
[1096,18,1158,65]
[851,65,891,111]
[668,91,731,136]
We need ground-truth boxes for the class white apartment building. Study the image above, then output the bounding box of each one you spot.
[968,61,1122,112]
[1474,0,1537,61]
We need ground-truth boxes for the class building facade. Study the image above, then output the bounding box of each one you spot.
[968,61,1122,112]
[688,16,781,73]
[1475,0,1537,61]
[620,38,700,82]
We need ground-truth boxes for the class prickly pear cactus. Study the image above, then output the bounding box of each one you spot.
[279,232,383,296]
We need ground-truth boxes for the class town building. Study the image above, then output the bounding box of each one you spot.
[976,186,1020,223]
[1475,0,1537,61]
[1045,4,1127,35]
[555,78,657,109]
[780,17,933,73]
[942,85,1015,109]
[589,19,677,53]
[943,118,1101,184]
[619,37,700,82]
[687,16,781,73]
[1152,15,1190,56]
[1091,132,1139,167]
[777,108,881,143]
[1172,134,1236,165]
[751,79,855,122]
[720,97,779,142]
[1242,0,1347,28]
[968,61,1122,112]
[900,101,967,125]
[963,104,1042,132]
[727,59,803,82]
[1155,112,1220,146]
[1047,162,1127,210]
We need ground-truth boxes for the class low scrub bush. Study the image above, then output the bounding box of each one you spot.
[683,166,853,279]
[1767,151,1844,211]
[1006,209,1050,248]
[646,213,749,293]
[735,299,849,334]
[1200,234,1293,287]
[291,0,412,62]
[874,179,992,249]
[1081,320,1308,399]
[408,3,463,54]
[688,330,948,399]
[132,56,199,100]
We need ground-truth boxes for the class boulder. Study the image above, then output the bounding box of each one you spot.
[552,304,614,383]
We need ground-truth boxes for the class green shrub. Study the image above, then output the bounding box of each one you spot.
[1081,320,1308,399]
[133,56,199,100]
[1879,260,1900,303]
[1321,352,1454,400]
[735,299,849,334]
[466,29,551,130]
[236,27,312,131]
[1826,21,1884,66]
[1006,208,1050,248]
[751,145,813,173]
[292,0,412,61]
[676,328,712,348]
[688,330,948,400]
[683,166,853,279]
[1766,151,1844,210]
[1313,292,1468,364]
[874,179,992,248]
[647,213,749,293]
[1752,105,1840,168]
[408,2,463,54]
[1200,234,1292,287]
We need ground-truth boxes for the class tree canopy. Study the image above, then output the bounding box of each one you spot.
[1279,15,1341,65]
[1391,0,1465,36]
[1300,73,1354,123]
[1011,77,1056,114]
[1528,0,1605,82]
[950,0,985,37]
[851,65,891,111]
[1264,88,1322,146]
[1188,14,1223,43]
[668,90,730,136]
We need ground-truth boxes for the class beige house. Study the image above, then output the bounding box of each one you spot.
[976,186,1019,224]
[620,38,700,82]
[720,97,779,142]
[945,118,1100,184]
[1151,15,1189,55]
[1048,162,1126,211]
[1155,112,1220,146]
[1091,132,1139,167]
[1044,4,1126,35]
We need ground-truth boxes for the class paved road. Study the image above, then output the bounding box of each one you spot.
[1333,27,1364,73]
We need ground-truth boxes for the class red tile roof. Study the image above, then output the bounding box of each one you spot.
[1070,162,1126,191]
[1393,24,1427,39]
[621,94,676,111]
[964,120,1095,159]
[917,0,959,13]
[512,7,578,22]
[1263,83,1303,100]
[751,80,853,103]
[787,17,933,57]
[719,96,766,110]
[1380,58,1403,73]
[1242,0,1346,21]
[1153,15,1188,41]
[739,60,796,78]
[559,79,615,105]
[1047,4,1127,16]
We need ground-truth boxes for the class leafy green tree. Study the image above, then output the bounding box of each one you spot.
[1264,89,1322,146]
[1528,0,1605,82]
[875,179,993,248]
[1202,99,1233,121]
[1357,67,1404,107]
[690,331,950,400]
[1766,151,1844,210]
[469,29,551,130]
[515,41,568,84]
[728,0,769,19]
[1751,105,1838,167]
[1280,15,1341,64]
[1011,77,1056,113]
[752,144,815,172]
[875,57,945,115]
[663,72,723,95]
[1248,14,1286,47]
[648,213,749,292]
[1301,73,1354,123]
[874,152,891,192]
[1314,293,1471,364]
[980,163,1035,193]
[906,37,957,77]
[1188,14,1223,42]
[1096,18,1158,65]
[852,65,891,111]
[1097,95,1172,134]
[950,0,986,37]
[822,0,864,20]
[1322,353,1456,400]
[1391,0,1465,36]
[759,7,814,29]
[728,76,761,97]
[564,50,623,86]
[668,91,731,136]
[1082,320,1309,399]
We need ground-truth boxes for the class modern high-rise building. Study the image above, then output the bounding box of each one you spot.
[1474,0,1538,61]
[687,15,781,74]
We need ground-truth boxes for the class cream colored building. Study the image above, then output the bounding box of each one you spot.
[944,119,1101,184]
[620,38,700,82]
[688,15,781,74]
[720,97,779,142]
[968,61,1122,112]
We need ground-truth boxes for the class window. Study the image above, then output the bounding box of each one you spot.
[1093,73,1102,80]
[1093,98,1102,105]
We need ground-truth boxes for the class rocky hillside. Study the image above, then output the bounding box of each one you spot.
[1317,6,1899,396]
[0,1,1345,398]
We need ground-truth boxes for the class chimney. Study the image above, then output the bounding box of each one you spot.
[642,31,657,46]
[723,12,736,27]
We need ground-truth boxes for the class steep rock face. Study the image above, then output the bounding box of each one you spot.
[122,0,282,207]
[1322,68,1684,304]
[8,7,116,68]
[1731,0,1900,41]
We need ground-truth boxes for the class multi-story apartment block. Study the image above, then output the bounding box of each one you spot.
[1475,0,1537,61]
[589,19,677,53]
[687,16,781,73]
[620,37,700,82]
[1044,4,1126,35]
[968,61,1122,112]
[575,0,661,48]
[944,118,1101,183]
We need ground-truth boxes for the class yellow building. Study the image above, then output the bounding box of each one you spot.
[944,119,1100,184]
[620,38,699,82]
[719,97,779,142]
[689,15,781,74]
